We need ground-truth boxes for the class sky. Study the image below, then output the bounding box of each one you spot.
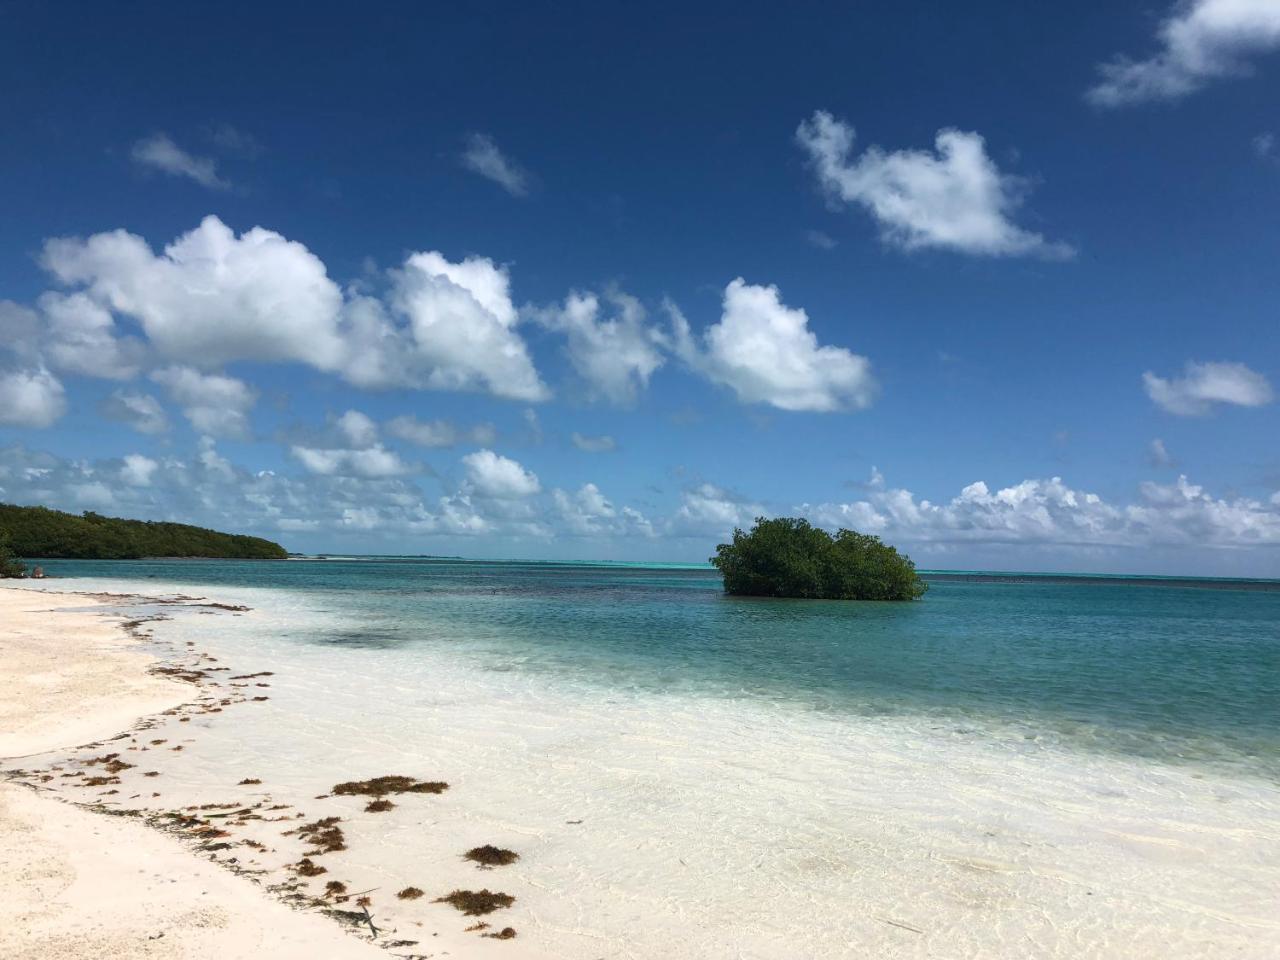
[1,0,1278,574]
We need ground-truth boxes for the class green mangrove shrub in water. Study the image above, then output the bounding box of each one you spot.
[711,517,926,601]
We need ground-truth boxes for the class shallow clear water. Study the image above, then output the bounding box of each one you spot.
[37,556,1280,780]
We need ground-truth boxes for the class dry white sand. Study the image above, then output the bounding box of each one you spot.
[0,586,384,960]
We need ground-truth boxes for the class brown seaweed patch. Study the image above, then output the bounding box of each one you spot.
[464,922,490,932]
[325,880,347,896]
[396,887,424,900]
[484,927,517,940]
[364,798,395,813]
[433,889,515,916]
[465,845,519,867]
[286,816,346,854]
[294,857,327,877]
[238,778,262,785]
[82,776,120,787]
[331,776,448,797]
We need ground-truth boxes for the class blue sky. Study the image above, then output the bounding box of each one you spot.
[1,1,1278,574]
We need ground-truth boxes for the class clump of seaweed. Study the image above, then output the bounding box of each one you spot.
[286,816,346,854]
[364,799,395,813]
[325,881,347,896]
[331,775,448,797]
[82,776,120,787]
[464,845,519,867]
[396,887,424,900]
[485,928,517,940]
[464,922,490,932]
[434,889,515,916]
[355,896,372,908]
[238,778,262,785]
[294,857,327,877]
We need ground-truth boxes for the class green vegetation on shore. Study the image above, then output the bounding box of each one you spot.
[0,503,288,569]
[0,529,25,578]
[711,516,927,601]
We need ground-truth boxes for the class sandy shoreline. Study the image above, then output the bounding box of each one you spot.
[0,586,423,960]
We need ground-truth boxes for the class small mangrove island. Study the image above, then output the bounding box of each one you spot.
[0,503,288,575]
[711,517,927,601]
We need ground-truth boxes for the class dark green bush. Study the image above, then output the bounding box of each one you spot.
[711,517,926,601]
[0,529,26,578]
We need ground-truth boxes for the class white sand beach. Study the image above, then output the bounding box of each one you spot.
[0,587,386,960]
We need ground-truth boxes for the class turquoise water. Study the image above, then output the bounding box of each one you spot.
[37,556,1280,778]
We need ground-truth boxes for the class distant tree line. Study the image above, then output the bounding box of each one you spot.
[711,516,927,601]
[0,504,288,572]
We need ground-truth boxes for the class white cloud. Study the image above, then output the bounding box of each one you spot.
[38,291,146,379]
[32,217,552,405]
[120,453,159,486]
[151,365,257,438]
[370,251,548,401]
[553,483,655,537]
[1088,0,1280,107]
[335,409,379,448]
[1147,438,1175,468]
[386,415,496,448]
[571,432,617,452]
[131,133,231,190]
[671,483,764,536]
[0,368,67,428]
[1143,361,1273,415]
[803,469,1280,550]
[532,291,665,405]
[99,390,170,434]
[669,278,876,412]
[42,215,347,370]
[0,301,41,362]
[1255,131,1277,158]
[462,449,540,498]
[290,444,413,478]
[460,133,529,196]
[796,111,1072,259]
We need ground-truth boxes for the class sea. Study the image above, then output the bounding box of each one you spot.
[18,557,1280,958]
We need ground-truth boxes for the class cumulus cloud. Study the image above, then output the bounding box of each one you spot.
[1088,0,1280,107]
[371,251,548,401]
[38,291,146,379]
[802,469,1280,550]
[671,483,765,536]
[1143,360,1273,415]
[120,453,159,486]
[386,415,497,448]
[0,368,67,428]
[335,409,379,448]
[43,216,347,370]
[796,111,1072,259]
[131,133,231,190]
[460,133,530,196]
[553,483,655,537]
[669,279,875,412]
[462,449,541,499]
[532,291,666,405]
[288,409,415,478]
[151,365,257,438]
[99,390,170,434]
[33,217,551,404]
[571,432,617,452]
[290,444,413,478]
